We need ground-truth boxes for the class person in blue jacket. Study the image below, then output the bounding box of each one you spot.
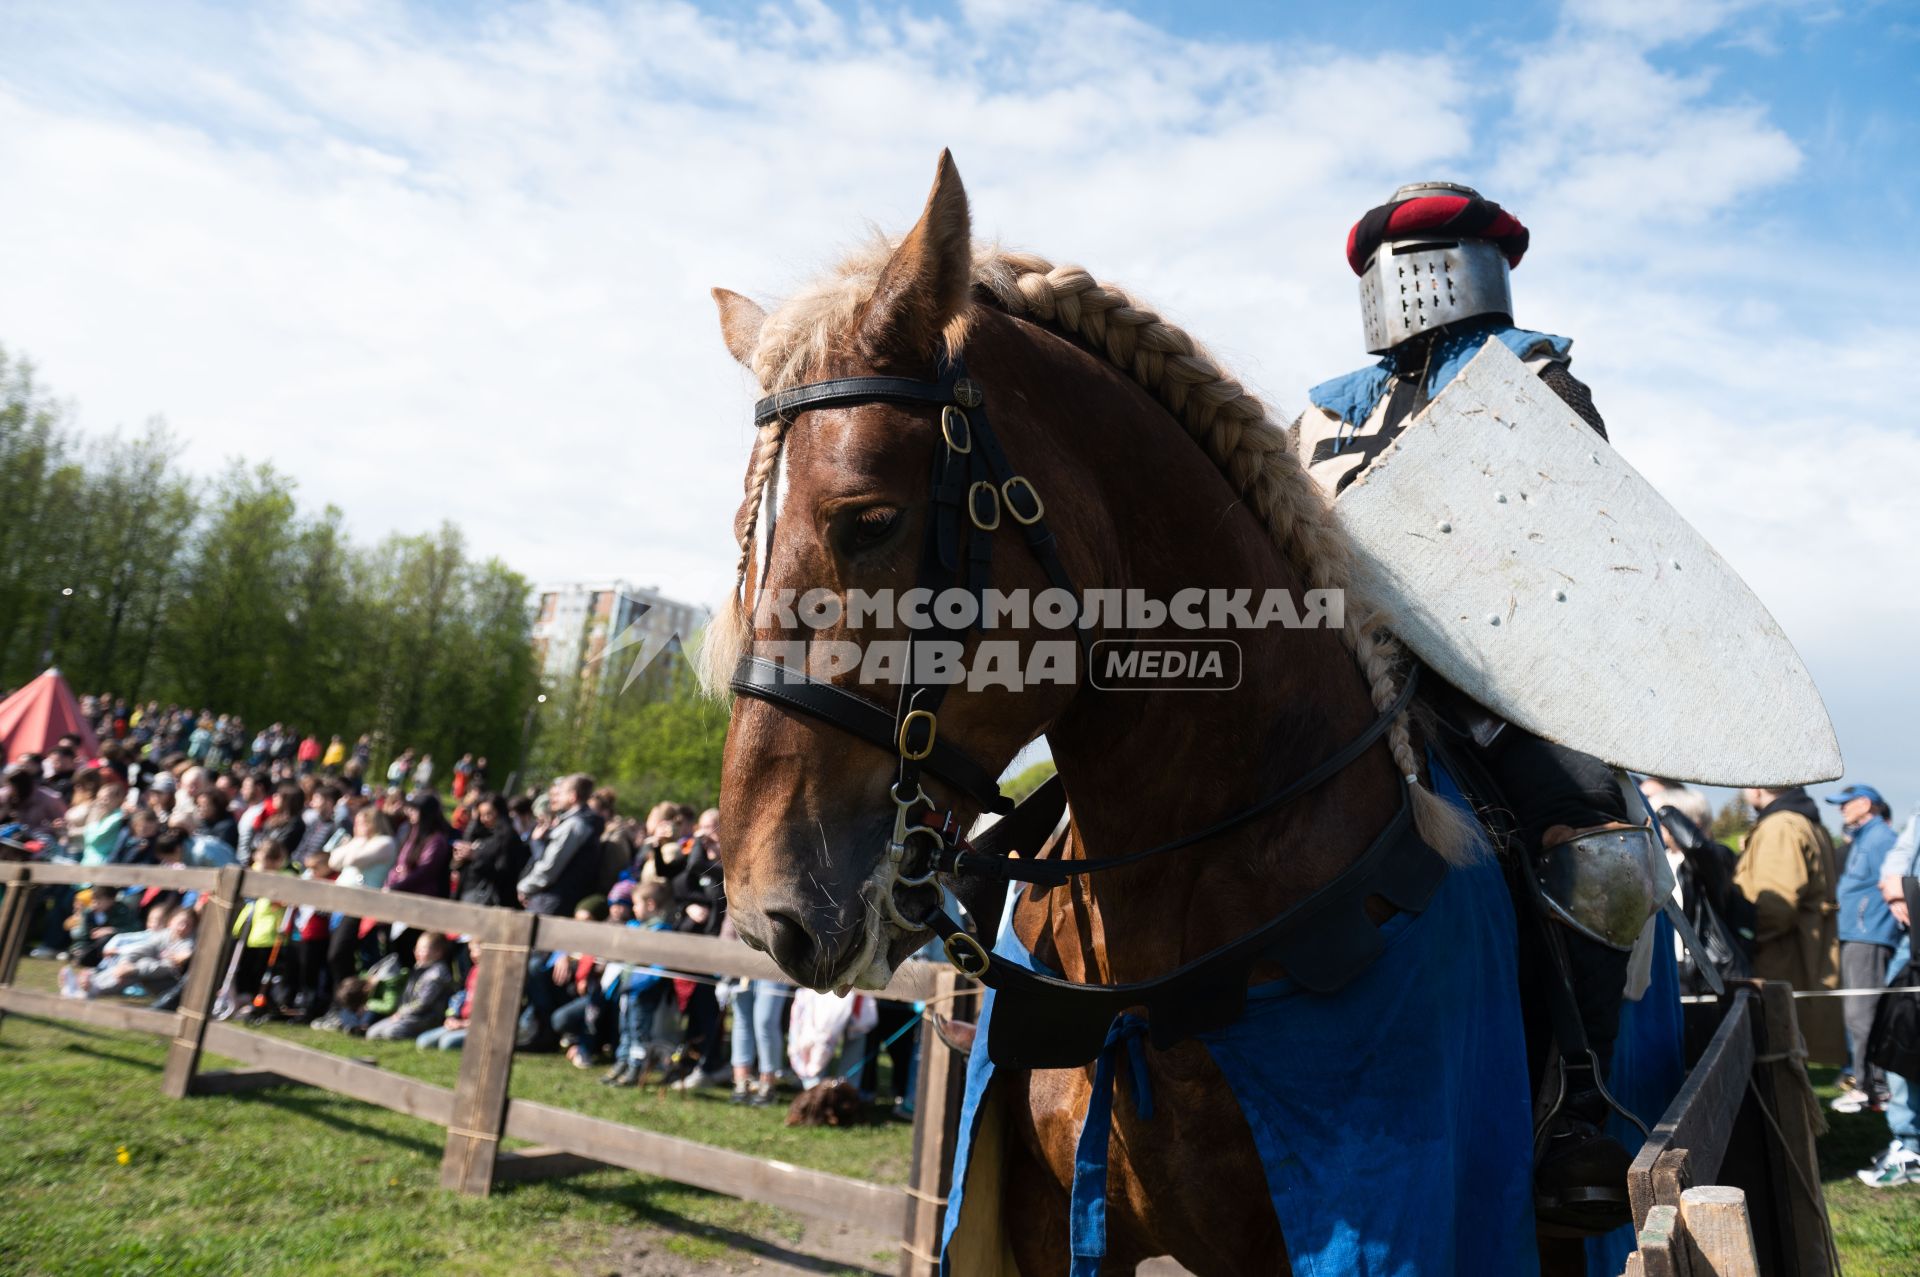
[1827,784,1900,1113]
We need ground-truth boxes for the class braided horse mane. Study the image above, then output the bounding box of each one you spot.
[706,241,1478,863]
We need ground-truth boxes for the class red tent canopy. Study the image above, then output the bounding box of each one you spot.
[0,668,100,761]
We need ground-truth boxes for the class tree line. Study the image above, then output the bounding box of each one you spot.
[527,646,729,811]
[0,344,541,772]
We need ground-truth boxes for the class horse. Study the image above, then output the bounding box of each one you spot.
[702,152,1533,1275]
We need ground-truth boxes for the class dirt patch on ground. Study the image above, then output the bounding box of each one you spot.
[581,1215,898,1276]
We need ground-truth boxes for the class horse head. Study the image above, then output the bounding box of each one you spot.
[706,154,1084,991]
[706,153,1475,996]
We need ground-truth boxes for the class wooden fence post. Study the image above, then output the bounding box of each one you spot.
[161,864,245,1100]
[1635,1203,1690,1277]
[1679,1185,1761,1277]
[1753,980,1836,1277]
[899,967,967,1277]
[440,910,537,1195]
[0,866,27,1032]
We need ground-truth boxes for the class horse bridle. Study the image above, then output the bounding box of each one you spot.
[729,341,1451,1069]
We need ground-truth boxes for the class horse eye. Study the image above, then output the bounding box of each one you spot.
[846,507,901,547]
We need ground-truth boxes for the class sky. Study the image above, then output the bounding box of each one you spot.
[2,0,1917,806]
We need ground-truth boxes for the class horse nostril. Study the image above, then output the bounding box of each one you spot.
[765,910,819,981]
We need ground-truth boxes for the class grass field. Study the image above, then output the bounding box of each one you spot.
[2,957,1917,1275]
[1806,1063,1920,1277]
[0,958,909,1277]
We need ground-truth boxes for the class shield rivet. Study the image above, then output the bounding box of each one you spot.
[954,378,983,407]
[1494,492,1507,503]
[1553,589,1567,602]
[1436,521,1452,533]
[1487,614,1501,626]
[1671,559,1682,570]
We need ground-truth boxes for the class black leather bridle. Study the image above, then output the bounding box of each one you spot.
[729,343,1451,1069]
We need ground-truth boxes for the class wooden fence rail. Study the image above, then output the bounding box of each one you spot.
[0,860,968,1276]
[15,860,1823,1275]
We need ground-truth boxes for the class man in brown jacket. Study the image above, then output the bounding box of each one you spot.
[1736,786,1845,1064]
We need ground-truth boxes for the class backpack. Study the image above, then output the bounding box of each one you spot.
[1867,957,1920,1080]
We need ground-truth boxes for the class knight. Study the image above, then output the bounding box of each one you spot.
[1295,182,1661,1234]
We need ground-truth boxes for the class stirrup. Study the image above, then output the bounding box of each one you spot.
[1534,1048,1649,1151]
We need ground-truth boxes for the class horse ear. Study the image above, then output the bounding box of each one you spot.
[712,288,768,369]
[857,149,972,364]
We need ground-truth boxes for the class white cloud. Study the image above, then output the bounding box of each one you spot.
[0,0,1914,800]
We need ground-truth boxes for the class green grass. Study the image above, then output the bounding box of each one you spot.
[5,958,1917,1274]
[0,958,907,1276]
[1806,1064,1920,1277]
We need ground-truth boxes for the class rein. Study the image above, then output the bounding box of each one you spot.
[730,341,1449,1068]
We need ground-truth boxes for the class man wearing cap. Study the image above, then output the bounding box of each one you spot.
[1736,785,1844,1063]
[1294,182,1649,1233]
[1828,784,1900,1113]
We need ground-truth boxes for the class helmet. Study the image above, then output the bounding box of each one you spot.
[1350,181,1529,355]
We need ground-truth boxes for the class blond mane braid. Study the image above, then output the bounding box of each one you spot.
[697,419,789,695]
[711,242,1479,863]
[973,252,1476,862]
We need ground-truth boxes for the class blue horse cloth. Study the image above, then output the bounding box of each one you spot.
[941,765,1541,1276]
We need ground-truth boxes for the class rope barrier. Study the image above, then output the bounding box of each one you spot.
[1681,985,1920,1004]
[897,1239,941,1266]
[835,1005,924,1082]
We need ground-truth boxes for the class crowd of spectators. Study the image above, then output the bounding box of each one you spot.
[1643,776,1920,1190]
[0,694,915,1113]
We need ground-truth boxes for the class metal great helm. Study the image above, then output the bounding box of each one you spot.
[1350,181,1531,355]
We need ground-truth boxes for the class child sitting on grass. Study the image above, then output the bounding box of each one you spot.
[61,905,196,1000]
[311,975,374,1035]
[66,886,141,968]
[416,942,479,1052]
[365,933,457,1041]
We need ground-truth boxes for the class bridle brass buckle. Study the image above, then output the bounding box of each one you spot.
[1002,475,1044,525]
[940,405,973,454]
[968,480,1001,531]
[897,708,938,761]
[943,929,991,978]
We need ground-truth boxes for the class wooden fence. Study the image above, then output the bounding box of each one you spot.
[2,862,1844,1276]
[1618,982,1837,1277]
[0,861,969,1277]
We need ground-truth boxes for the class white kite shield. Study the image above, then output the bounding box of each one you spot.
[1334,339,1841,787]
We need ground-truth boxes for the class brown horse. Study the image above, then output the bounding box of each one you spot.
[704,153,1487,1274]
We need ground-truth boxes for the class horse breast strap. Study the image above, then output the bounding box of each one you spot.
[731,341,1452,1069]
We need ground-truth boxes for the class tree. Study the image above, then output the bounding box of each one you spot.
[1710,795,1752,849]
[527,643,728,809]
[602,656,729,810]
[63,425,197,697]
[161,462,300,716]
[1003,758,1057,804]
[0,347,80,682]
[0,342,539,776]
